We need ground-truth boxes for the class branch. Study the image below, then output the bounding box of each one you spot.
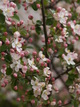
[41,0,48,58]
[55,62,80,80]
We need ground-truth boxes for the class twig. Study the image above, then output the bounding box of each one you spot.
[55,62,80,80]
[41,0,48,58]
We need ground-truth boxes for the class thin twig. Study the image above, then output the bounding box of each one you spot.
[55,62,80,80]
[41,0,48,58]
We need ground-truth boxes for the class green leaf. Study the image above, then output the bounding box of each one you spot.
[31,2,38,11]
[12,14,20,21]
[36,20,42,26]
[35,25,41,34]
[0,13,5,23]
[66,73,78,86]
[16,2,21,9]
[6,67,13,75]
[4,54,12,63]
[46,18,54,25]
[0,44,8,52]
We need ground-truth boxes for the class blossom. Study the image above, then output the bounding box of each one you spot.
[54,7,69,25]
[10,60,22,72]
[39,51,48,62]
[28,58,38,70]
[10,53,21,61]
[62,52,78,65]
[33,87,41,97]
[26,0,36,3]
[43,67,51,77]
[3,7,14,17]
[46,84,52,91]
[69,21,80,36]
[14,31,20,38]
[55,36,63,43]
[12,38,22,52]
[31,77,40,90]
[1,67,7,75]
[41,90,50,100]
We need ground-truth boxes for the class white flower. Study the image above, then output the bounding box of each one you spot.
[28,59,38,70]
[69,21,80,36]
[26,0,36,3]
[12,38,22,52]
[65,48,70,53]
[1,67,6,75]
[62,28,68,37]
[43,67,51,77]
[55,36,63,43]
[41,90,50,100]
[63,52,77,65]
[10,60,22,72]
[69,86,75,93]
[14,31,20,38]
[34,87,41,97]
[3,7,14,17]
[76,66,80,74]
[39,51,48,62]
[31,77,41,90]
[54,7,69,25]
[10,53,21,61]
[74,24,80,36]
[46,84,52,91]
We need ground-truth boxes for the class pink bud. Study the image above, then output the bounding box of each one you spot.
[4,32,8,36]
[4,80,8,85]
[20,20,24,25]
[16,97,21,102]
[10,49,15,53]
[30,25,35,30]
[64,43,68,48]
[36,4,40,8]
[28,15,33,20]
[14,86,18,90]
[58,100,62,105]
[33,51,37,56]
[1,83,6,87]
[5,38,10,45]
[14,31,20,38]
[29,38,33,43]
[13,73,17,78]
[17,22,20,27]
[31,100,35,104]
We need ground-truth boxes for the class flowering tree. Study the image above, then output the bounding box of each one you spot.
[0,0,80,107]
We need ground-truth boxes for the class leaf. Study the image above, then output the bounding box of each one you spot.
[36,20,42,26]
[0,13,5,23]
[16,2,21,9]
[4,54,12,63]
[12,14,20,21]
[31,2,38,11]
[6,67,13,75]
[46,18,54,25]
[66,73,78,86]
[0,44,8,52]
[35,25,41,34]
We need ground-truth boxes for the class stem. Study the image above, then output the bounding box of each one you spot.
[55,62,80,80]
[41,0,48,58]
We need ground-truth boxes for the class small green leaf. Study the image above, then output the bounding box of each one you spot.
[0,13,5,23]
[6,67,13,75]
[31,2,38,11]
[4,54,12,63]
[12,14,20,21]
[36,25,41,34]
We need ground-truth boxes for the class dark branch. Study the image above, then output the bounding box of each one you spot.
[41,0,48,58]
[55,62,80,80]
